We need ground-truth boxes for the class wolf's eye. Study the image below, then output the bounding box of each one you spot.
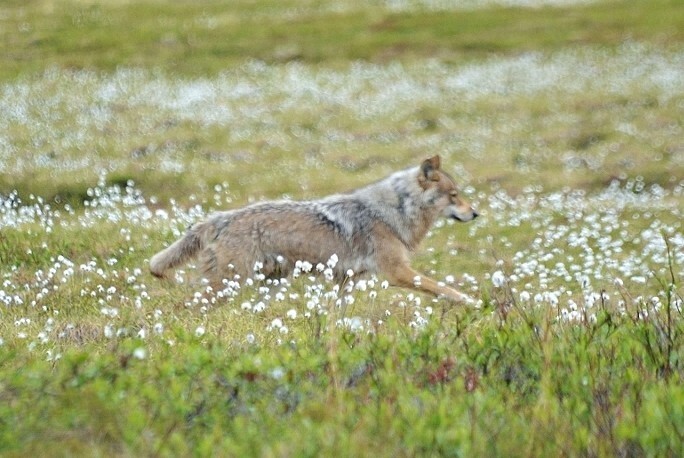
[449,190,458,198]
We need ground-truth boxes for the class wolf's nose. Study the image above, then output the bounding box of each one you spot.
[472,210,480,219]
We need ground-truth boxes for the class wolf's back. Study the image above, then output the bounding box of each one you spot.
[149,224,206,278]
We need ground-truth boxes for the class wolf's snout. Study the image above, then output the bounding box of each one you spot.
[472,210,479,219]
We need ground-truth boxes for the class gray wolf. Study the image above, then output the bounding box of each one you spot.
[150,155,478,303]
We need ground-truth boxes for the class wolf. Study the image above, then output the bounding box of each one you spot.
[150,155,479,303]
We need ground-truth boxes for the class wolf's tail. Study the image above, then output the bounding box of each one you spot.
[149,223,206,278]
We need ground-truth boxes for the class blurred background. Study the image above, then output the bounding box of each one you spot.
[1,0,682,205]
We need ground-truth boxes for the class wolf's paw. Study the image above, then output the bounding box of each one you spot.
[441,291,476,305]
[457,294,476,305]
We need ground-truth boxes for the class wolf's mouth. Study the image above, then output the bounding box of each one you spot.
[451,210,479,222]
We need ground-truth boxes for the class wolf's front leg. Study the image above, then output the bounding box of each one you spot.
[406,270,475,305]
[382,262,475,305]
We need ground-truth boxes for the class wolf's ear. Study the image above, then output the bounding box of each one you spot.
[419,155,441,183]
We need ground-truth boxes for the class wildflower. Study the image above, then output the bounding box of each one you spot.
[133,347,147,360]
[270,367,285,380]
[268,318,283,331]
[491,270,506,288]
[195,326,206,337]
[253,301,267,312]
[345,317,364,332]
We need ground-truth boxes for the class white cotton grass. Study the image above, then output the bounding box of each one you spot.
[0,42,682,357]
[1,44,682,179]
[2,178,682,356]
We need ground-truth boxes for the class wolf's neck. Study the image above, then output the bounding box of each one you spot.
[357,168,439,250]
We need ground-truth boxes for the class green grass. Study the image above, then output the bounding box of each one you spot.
[1,0,684,455]
[1,0,683,80]
[2,277,684,456]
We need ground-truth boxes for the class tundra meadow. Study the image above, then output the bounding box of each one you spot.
[1,0,684,455]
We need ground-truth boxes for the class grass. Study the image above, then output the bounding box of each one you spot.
[1,0,684,455]
[1,0,683,80]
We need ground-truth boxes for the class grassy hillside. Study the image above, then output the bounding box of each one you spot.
[1,0,683,455]
[1,0,683,79]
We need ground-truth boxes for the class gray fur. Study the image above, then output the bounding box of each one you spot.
[150,156,479,303]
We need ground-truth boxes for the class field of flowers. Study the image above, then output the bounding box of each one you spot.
[1,0,683,455]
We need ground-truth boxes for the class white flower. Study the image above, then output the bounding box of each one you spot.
[253,301,267,312]
[268,318,283,331]
[270,367,285,380]
[491,270,506,288]
[133,347,146,360]
[195,326,206,337]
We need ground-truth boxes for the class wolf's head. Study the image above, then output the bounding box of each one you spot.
[418,155,479,222]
